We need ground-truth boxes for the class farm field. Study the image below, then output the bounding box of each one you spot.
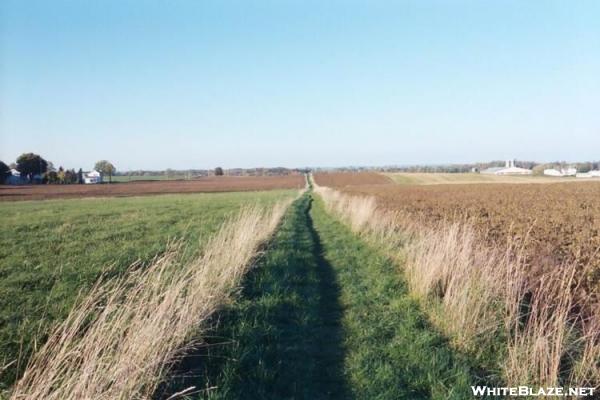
[0,175,305,201]
[163,193,480,399]
[4,175,600,397]
[0,189,297,390]
[385,172,581,185]
[2,188,486,399]
[313,174,600,391]
[310,172,392,187]
[4,0,599,396]
[333,180,600,286]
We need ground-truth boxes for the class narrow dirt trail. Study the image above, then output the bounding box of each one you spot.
[162,192,482,399]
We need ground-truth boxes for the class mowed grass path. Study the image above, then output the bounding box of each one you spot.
[0,190,295,389]
[173,193,480,399]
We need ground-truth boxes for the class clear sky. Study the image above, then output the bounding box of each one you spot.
[1,1,599,170]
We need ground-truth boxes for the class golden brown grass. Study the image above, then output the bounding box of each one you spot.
[313,180,600,389]
[312,172,393,187]
[10,198,293,400]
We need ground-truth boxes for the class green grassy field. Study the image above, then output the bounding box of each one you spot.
[0,190,296,389]
[385,172,574,185]
[162,193,485,399]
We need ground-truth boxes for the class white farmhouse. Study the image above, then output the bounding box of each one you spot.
[84,170,103,184]
[481,160,532,175]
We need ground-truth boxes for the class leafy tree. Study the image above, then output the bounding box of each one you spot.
[45,171,59,184]
[16,153,48,182]
[77,168,84,184]
[64,169,77,184]
[94,160,116,183]
[576,162,592,173]
[531,164,551,176]
[57,167,65,184]
[215,167,224,176]
[0,161,10,184]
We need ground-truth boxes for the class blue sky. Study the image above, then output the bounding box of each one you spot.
[1,1,599,170]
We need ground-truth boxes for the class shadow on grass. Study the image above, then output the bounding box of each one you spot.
[158,193,500,400]
[307,194,500,400]
[158,195,349,399]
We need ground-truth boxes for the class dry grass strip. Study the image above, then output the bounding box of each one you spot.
[11,199,293,400]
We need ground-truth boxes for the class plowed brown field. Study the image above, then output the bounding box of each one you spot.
[0,175,305,201]
[316,173,600,293]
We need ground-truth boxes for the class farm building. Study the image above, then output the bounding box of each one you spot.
[544,167,577,177]
[5,169,44,184]
[6,169,27,185]
[84,170,103,184]
[576,170,600,179]
[481,160,532,175]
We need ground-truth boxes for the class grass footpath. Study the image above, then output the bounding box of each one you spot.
[167,193,483,399]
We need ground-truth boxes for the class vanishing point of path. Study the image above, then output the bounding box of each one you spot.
[164,192,483,399]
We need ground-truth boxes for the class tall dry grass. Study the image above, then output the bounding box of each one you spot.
[313,182,600,389]
[10,199,293,400]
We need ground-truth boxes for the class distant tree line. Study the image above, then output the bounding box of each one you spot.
[374,160,600,174]
[0,153,117,184]
[1,154,305,185]
[113,167,302,178]
[115,169,210,178]
[5,154,597,185]
[374,160,536,173]
[529,161,600,175]
[318,160,600,174]
[45,166,83,184]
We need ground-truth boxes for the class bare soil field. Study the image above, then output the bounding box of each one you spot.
[316,173,600,293]
[0,175,305,201]
[316,179,600,390]
[312,172,392,187]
